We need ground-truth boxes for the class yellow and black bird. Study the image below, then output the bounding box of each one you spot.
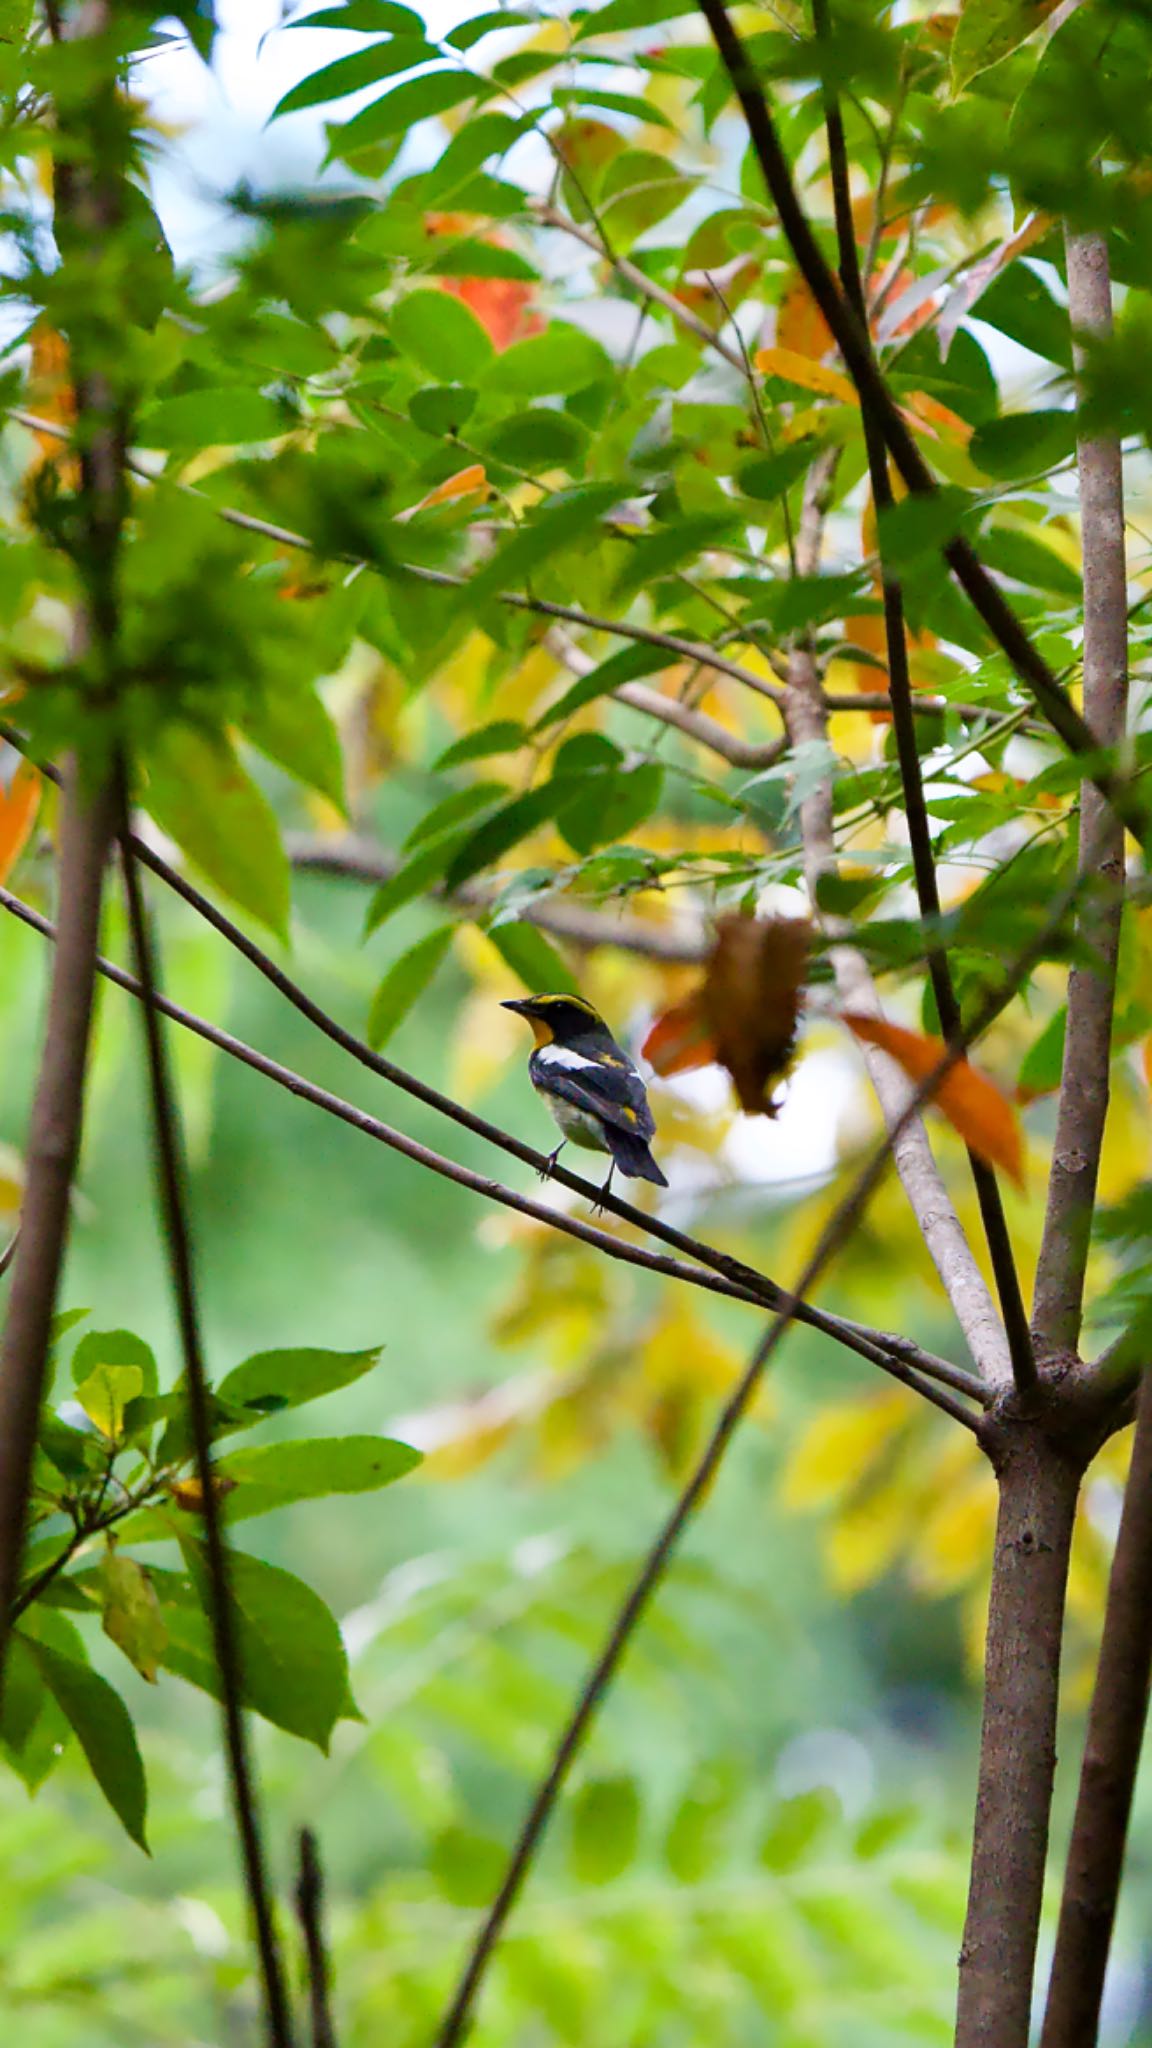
[503,993,667,1198]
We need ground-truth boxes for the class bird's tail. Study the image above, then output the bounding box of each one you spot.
[605,1126,668,1187]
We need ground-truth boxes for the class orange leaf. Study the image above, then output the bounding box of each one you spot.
[905,390,972,448]
[444,275,545,353]
[415,464,487,511]
[642,993,716,1076]
[841,1012,1024,1185]
[0,760,40,883]
[777,274,834,361]
[755,347,857,403]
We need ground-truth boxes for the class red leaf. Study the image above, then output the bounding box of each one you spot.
[842,1012,1025,1186]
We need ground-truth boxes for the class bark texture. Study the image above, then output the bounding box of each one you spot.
[956,1430,1085,2048]
[1040,1369,1152,2048]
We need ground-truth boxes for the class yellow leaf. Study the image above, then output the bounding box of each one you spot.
[781,1390,907,1510]
[827,1479,910,1593]
[841,1011,1025,1186]
[754,346,857,403]
[913,1471,996,1594]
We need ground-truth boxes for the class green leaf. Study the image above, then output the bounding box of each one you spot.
[570,1775,640,1884]
[574,0,696,36]
[482,324,612,398]
[71,1329,158,1397]
[741,572,870,633]
[408,384,478,436]
[74,1365,144,1442]
[38,1414,103,1479]
[429,1825,505,1905]
[759,1789,837,1872]
[138,388,288,451]
[737,440,824,501]
[480,409,590,472]
[23,1637,148,1849]
[981,525,1081,597]
[100,1551,168,1684]
[0,1635,47,1762]
[969,409,1077,479]
[329,70,488,157]
[363,830,474,934]
[170,1543,354,1751]
[534,642,667,730]
[240,684,348,814]
[403,781,509,848]
[433,721,528,770]
[467,483,621,610]
[598,148,694,247]
[1005,1008,1066,1103]
[443,781,576,892]
[367,925,456,1047]
[973,262,1072,369]
[664,1762,737,1882]
[142,723,291,941]
[553,85,675,129]
[215,1435,422,1519]
[486,920,578,995]
[951,0,1051,91]
[217,1344,383,1415]
[288,0,426,28]
[427,239,538,281]
[876,486,973,571]
[559,760,664,856]
[446,10,534,49]
[271,37,440,119]
[390,289,494,381]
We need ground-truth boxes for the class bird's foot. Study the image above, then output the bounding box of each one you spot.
[590,1165,616,1217]
[537,1143,566,1183]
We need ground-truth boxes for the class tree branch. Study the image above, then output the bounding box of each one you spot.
[693,0,1147,843]
[1033,231,1128,1361]
[119,814,295,2048]
[0,878,986,1422]
[812,0,1034,1399]
[783,456,1013,1390]
[1039,1367,1152,2048]
[0,0,122,1675]
[432,908,1070,2048]
[295,1828,338,2048]
[956,1423,1087,2048]
[286,834,710,964]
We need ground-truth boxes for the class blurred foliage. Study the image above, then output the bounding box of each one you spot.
[0,0,1151,2036]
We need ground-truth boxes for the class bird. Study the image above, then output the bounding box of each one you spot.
[503,992,668,1203]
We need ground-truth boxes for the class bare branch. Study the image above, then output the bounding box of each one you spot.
[812,0,1034,1399]
[784,457,1013,1390]
[0,772,114,1655]
[1040,1368,1152,2048]
[693,0,1148,842]
[295,1829,338,2048]
[0,1230,19,1282]
[1033,231,1128,1360]
[287,834,710,964]
[0,880,988,1417]
[432,903,1068,2048]
[119,816,295,2048]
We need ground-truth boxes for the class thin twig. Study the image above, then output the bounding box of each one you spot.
[812,0,1035,1400]
[118,814,295,2048]
[0,878,985,1419]
[0,733,977,1394]
[295,1829,338,2048]
[431,888,1074,2048]
[286,835,710,964]
[5,408,787,714]
[1033,230,1128,1360]
[693,0,1147,842]
[784,456,1012,1389]
[0,1229,19,1281]
[1039,1367,1152,2048]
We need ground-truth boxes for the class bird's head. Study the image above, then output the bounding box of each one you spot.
[502,993,608,1048]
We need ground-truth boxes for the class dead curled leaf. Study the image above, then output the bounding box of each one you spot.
[166,1473,239,1512]
[643,914,810,1116]
[841,1011,1025,1186]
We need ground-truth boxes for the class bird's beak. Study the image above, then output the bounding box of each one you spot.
[502,998,533,1015]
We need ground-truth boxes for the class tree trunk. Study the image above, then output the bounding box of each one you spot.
[955,1428,1084,2048]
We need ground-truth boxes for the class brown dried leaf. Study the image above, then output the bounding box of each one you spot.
[702,914,809,1115]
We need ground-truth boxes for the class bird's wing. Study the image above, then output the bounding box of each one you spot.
[530,1049,656,1141]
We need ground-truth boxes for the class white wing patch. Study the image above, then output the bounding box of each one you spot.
[535,1045,603,1073]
